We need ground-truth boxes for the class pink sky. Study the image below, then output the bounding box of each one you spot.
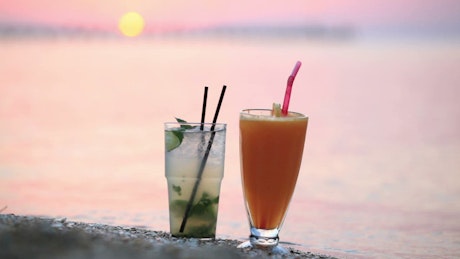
[0,0,459,32]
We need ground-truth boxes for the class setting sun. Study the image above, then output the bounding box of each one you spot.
[118,12,145,37]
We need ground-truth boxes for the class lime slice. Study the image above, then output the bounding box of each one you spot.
[272,103,282,117]
[165,131,182,152]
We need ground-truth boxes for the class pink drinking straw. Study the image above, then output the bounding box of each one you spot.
[282,61,302,116]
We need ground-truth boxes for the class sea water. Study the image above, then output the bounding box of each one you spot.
[1,36,459,258]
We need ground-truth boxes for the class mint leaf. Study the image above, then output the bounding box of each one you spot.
[169,192,219,237]
[175,117,196,130]
[175,117,187,124]
[169,192,219,223]
[188,224,216,238]
[189,192,218,221]
[172,185,182,196]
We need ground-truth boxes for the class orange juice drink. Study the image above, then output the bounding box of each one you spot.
[240,109,308,230]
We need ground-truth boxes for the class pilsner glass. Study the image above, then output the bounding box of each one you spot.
[238,109,308,254]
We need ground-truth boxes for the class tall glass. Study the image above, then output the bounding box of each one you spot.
[165,122,226,238]
[238,109,308,253]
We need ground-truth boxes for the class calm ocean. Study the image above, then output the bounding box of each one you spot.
[1,35,459,258]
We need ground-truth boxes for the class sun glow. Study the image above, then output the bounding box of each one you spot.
[118,12,145,37]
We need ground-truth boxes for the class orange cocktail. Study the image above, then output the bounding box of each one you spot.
[239,109,308,251]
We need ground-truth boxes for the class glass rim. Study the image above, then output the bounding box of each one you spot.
[240,109,308,119]
[164,122,227,126]
[164,122,227,131]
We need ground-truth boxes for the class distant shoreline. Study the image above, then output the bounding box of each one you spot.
[1,20,459,42]
[0,21,354,40]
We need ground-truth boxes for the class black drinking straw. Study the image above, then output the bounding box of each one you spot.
[179,85,227,233]
[200,87,208,131]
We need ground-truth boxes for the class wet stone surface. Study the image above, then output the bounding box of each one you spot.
[0,214,337,258]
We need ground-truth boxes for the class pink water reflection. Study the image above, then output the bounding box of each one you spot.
[1,38,459,258]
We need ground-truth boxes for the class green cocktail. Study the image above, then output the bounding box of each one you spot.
[164,122,226,238]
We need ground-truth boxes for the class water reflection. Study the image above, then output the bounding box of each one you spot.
[1,38,459,258]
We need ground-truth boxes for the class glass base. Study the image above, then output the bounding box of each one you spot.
[237,241,288,255]
[237,227,289,255]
